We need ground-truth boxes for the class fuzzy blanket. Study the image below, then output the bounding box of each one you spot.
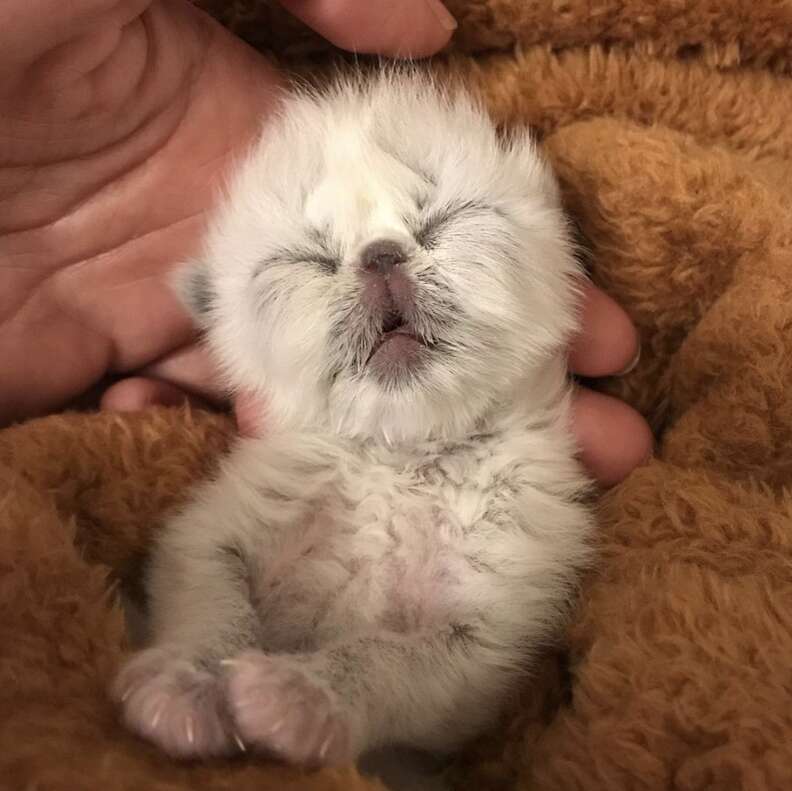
[3,2,792,789]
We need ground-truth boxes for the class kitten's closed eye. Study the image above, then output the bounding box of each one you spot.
[415,200,493,250]
[255,248,341,277]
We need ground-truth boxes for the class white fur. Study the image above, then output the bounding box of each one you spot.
[113,69,593,768]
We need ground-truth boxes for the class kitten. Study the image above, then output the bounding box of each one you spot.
[112,69,593,768]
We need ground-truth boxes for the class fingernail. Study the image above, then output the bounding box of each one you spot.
[616,339,641,376]
[424,0,458,31]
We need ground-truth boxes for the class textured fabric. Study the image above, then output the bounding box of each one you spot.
[3,2,792,789]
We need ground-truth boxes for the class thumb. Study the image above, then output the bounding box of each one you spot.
[278,0,456,58]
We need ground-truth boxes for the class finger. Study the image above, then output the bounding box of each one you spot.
[569,283,641,377]
[278,0,456,58]
[139,344,228,406]
[100,377,211,412]
[233,390,268,437]
[571,387,653,487]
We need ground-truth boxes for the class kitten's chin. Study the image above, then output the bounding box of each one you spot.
[366,330,429,383]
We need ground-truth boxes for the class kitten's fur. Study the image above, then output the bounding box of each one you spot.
[112,70,593,768]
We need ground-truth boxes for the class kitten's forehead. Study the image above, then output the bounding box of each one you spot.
[303,121,426,249]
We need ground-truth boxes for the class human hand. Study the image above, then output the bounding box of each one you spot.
[566,284,652,486]
[1,0,650,485]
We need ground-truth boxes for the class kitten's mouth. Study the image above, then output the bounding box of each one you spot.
[366,311,429,378]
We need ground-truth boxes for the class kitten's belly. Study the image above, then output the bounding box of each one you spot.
[252,498,469,651]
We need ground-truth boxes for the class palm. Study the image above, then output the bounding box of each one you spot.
[0,1,281,423]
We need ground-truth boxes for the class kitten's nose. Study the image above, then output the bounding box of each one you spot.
[360,239,406,274]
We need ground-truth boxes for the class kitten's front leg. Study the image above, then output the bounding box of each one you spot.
[113,438,334,759]
[222,621,520,766]
[112,512,264,758]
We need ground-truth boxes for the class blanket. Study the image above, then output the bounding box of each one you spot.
[3,1,792,788]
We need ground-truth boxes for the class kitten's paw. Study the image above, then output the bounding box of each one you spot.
[224,650,354,767]
[112,646,240,759]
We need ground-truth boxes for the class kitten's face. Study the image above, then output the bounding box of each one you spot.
[179,72,580,442]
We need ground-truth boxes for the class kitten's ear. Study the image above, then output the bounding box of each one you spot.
[171,259,215,329]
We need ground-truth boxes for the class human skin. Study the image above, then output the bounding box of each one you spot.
[0,0,652,486]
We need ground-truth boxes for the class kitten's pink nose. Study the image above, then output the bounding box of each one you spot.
[360,239,405,274]
[358,239,414,316]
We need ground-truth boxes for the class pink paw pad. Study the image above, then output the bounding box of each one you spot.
[223,650,354,767]
[112,647,240,759]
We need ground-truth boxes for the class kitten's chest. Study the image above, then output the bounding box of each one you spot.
[254,438,510,644]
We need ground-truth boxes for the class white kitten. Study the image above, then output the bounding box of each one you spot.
[112,69,593,769]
